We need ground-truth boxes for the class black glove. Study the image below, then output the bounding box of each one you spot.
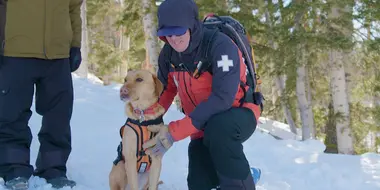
[0,55,3,69]
[69,47,82,72]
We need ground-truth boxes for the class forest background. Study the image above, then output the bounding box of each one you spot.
[74,0,380,155]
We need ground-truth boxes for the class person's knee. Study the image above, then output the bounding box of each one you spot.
[0,83,34,123]
[202,110,235,148]
[203,127,226,147]
[203,107,257,150]
[35,60,73,116]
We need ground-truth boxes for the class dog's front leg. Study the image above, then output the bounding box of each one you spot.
[109,161,128,190]
[123,127,139,190]
[148,155,162,190]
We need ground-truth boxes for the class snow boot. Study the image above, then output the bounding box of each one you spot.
[217,172,256,190]
[47,176,76,189]
[4,177,29,190]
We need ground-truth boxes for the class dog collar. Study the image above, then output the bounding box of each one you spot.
[133,102,161,122]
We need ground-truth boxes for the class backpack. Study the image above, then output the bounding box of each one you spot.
[163,13,264,112]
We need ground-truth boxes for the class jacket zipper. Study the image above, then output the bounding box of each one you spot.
[177,53,197,109]
[176,72,187,113]
[188,73,198,105]
[43,0,47,58]
[182,71,196,107]
[1,1,7,55]
[1,39,4,55]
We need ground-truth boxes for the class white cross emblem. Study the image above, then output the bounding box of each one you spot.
[217,55,233,72]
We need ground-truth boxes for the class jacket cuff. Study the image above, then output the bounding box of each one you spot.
[168,116,199,141]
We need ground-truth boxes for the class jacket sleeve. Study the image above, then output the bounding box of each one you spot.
[69,0,83,47]
[168,34,243,141]
[157,47,178,112]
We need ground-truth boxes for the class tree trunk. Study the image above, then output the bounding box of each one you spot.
[272,80,278,106]
[293,2,314,140]
[374,71,380,153]
[305,66,316,138]
[276,75,298,134]
[119,36,129,78]
[264,0,297,134]
[328,5,354,154]
[76,0,89,78]
[367,17,379,153]
[141,0,159,72]
[101,14,114,85]
[324,99,338,153]
[118,0,129,78]
[329,49,353,154]
[296,57,313,140]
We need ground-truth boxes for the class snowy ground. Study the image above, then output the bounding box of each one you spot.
[1,73,380,190]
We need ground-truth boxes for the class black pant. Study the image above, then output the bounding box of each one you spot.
[187,107,257,190]
[0,56,73,181]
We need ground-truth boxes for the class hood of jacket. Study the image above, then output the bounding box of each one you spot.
[157,0,203,55]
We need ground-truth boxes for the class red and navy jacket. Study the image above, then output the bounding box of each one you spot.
[156,0,260,141]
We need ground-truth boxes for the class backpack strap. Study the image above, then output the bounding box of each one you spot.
[201,29,218,64]
[162,28,218,78]
[197,29,262,109]
[192,28,218,78]
[163,44,173,68]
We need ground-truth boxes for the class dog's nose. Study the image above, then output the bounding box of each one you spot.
[120,86,130,101]
[120,86,128,95]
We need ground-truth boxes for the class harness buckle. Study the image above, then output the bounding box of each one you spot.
[139,110,145,122]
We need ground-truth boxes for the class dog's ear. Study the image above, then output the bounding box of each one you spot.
[152,74,164,97]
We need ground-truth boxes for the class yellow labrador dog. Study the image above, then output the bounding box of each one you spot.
[109,69,166,190]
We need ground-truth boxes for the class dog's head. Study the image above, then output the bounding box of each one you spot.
[120,69,164,104]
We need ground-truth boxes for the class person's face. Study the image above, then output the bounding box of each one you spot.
[166,29,190,53]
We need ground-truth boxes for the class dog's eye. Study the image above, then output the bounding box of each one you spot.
[124,78,127,83]
[136,78,143,82]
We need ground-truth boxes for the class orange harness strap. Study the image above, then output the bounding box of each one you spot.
[119,117,162,173]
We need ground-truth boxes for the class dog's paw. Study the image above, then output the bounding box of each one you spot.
[143,180,164,190]
[142,136,157,150]
[147,124,164,133]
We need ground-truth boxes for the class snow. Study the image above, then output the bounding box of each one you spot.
[1,73,380,190]
[257,117,302,140]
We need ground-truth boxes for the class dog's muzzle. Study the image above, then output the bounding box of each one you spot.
[120,87,130,102]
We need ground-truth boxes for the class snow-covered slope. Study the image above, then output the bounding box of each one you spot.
[1,74,379,190]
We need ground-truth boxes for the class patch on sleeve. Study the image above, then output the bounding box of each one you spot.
[217,55,234,72]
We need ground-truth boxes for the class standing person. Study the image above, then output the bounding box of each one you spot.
[143,0,262,189]
[0,0,83,189]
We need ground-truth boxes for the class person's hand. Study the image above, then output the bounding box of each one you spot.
[0,55,3,69]
[69,47,82,72]
[143,125,174,157]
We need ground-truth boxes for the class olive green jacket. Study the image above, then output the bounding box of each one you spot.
[0,0,82,59]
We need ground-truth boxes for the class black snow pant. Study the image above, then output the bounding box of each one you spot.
[0,56,74,182]
[187,107,257,190]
